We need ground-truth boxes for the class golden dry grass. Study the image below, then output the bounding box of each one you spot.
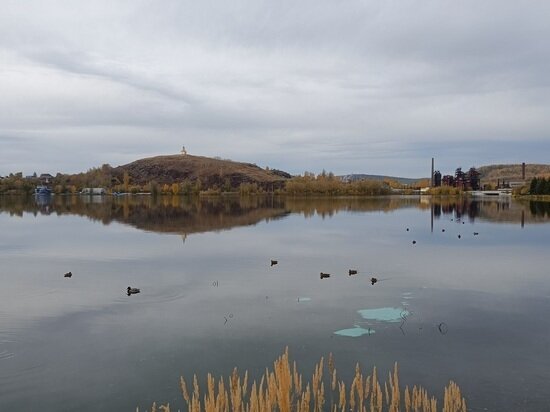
[139,348,466,412]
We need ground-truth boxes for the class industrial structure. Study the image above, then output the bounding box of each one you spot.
[431,160,529,191]
[432,165,481,190]
[496,162,527,189]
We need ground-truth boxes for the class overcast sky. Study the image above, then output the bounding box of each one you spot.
[1,0,549,177]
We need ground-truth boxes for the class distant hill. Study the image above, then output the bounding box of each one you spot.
[339,174,425,185]
[340,163,550,186]
[477,164,550,183]
[112,154,291,189]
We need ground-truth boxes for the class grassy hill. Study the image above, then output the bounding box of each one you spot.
[112,154,290,189]
[478,164,550,183]
[339,174,426,185]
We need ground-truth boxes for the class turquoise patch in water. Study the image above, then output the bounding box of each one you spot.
[357,307,409,322]
[334,326,375,337]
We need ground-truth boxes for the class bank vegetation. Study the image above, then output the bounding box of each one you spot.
[140,348,466,412]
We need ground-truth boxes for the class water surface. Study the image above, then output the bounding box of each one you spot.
[0,195,549,411]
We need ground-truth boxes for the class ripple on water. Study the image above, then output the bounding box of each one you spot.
[0,349,15,361]
[113,287,186,305]
[0,330,17,364]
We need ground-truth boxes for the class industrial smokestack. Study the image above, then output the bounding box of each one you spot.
[431,157,434,187]
[522,162,526,180]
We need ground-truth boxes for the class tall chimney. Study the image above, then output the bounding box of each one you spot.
[431,157,434,187]
[522,162,526,180]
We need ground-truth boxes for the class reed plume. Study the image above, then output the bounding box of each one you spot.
[143,348,466,412]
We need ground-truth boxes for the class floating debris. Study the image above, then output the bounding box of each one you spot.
[438,322,449,335]
[270,260,278,266]
[348,269,358,276]
[64,271,72,278]
[357,307,410,323]
[320,272,330,279]
[370,277,378,285]
[334,326,375,338]
[297,297,311,303]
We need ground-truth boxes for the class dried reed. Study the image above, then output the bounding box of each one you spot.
[142,348,467,412]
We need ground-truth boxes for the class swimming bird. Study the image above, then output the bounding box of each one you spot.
[458,234,461,239]
[412,240,417,244]
[64,271,72,278]
[320,272,331,279]
[127,286,140,295]
[406,228,410,231]
[442,229,445,232]
[473,232,479,236]
[270,260,278,266]
[370,277,378,285]
[348,269,358,276]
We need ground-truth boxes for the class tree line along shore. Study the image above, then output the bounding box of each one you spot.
[1,155,549,198]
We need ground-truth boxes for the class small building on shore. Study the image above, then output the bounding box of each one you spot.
[39,173,54,184]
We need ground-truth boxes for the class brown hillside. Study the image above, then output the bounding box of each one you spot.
[112,154,291,189]
[478,164,550,183]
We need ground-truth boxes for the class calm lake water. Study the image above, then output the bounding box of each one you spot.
[1,195,549,411]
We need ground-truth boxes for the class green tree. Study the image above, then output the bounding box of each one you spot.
[535,178,546,195]
[530,178,538,194]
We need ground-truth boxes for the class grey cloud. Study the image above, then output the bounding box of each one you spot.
[24,49,199,105]
[0,0,549,177]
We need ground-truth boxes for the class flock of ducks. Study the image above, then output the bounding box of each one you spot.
[318,270,377,285]
[408,225,480,245]
[271,261,378,285]
[270,222,480,285]
[62,221,479,296]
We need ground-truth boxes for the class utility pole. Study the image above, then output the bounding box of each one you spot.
[431,157,434,188]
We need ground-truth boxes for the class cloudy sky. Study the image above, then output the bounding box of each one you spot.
[1,0,549,177]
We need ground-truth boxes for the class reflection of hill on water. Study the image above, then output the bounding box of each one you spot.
[0,196,548,236]
[120,198,291,235]
[0,196,291,235]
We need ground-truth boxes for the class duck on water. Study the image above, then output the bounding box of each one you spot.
[127,287,140,295]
